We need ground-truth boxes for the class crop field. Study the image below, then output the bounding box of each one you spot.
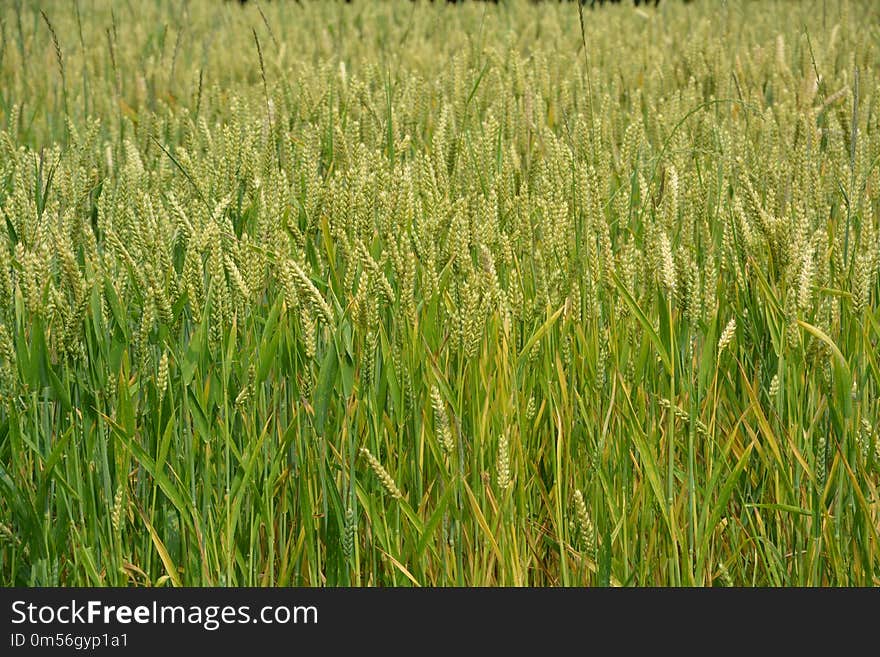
[0,0,879,587]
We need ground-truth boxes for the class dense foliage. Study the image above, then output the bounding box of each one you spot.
[1,0,879,586]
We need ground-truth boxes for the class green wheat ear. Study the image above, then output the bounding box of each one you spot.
[573,490,595,560]
[496,430,510,491]
[430,386,455,455]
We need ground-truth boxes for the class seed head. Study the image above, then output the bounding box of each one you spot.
[360,447,403,500]
[718,317,736,353]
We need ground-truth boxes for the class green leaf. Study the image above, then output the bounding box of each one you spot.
[46,366,71,413]
[610,271,672,375]
[698,443,753,562]
[517,303,566,369]
[256,297,284,385]
[136,504,183,587]
[414,483,456,562]
[797,319,852,419]
[103,278,128,338]
[109,417,196,537]
[628,423,672,535]
[313,337,339,436]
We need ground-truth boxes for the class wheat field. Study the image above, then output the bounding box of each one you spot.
[0,0,879,586]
